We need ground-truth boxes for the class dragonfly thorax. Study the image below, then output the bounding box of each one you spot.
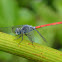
[15,25,35,35]
[22,25,34,34]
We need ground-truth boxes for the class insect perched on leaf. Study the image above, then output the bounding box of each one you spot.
[0,25,47,45]
[1,22,61,44]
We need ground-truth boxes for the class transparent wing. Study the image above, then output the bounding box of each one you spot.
[0,25,23,34]
[25,30,35,44]
[12,25,23,34]
[34,29,47,42]
[0,27,12,33]
[25,28,47,44]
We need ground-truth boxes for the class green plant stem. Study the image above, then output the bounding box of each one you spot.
[0,32,62,62]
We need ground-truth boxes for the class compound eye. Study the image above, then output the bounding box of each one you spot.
[15,28,21,35]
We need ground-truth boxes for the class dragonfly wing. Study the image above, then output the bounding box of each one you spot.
[25,30,35,44]
[0,25,23,34]
[34,29,47,42]
[12,25,23,34]
[0,27,12,33]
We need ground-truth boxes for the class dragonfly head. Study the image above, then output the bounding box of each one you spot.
[15,28,21,35]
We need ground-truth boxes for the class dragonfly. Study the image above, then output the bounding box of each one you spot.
[0,21,62,44]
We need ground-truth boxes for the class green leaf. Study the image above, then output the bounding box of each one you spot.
[0,32,62,62]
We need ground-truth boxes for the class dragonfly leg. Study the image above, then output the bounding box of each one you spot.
[34,29,47,42]
[31,41,33,45]
[14,35,21,40]
[25,33,34,45]
[18,33,23,45]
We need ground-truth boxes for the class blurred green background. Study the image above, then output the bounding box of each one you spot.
[0,0,62,62]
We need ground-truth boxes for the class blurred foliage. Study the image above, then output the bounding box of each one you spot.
[0,0,62,62]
